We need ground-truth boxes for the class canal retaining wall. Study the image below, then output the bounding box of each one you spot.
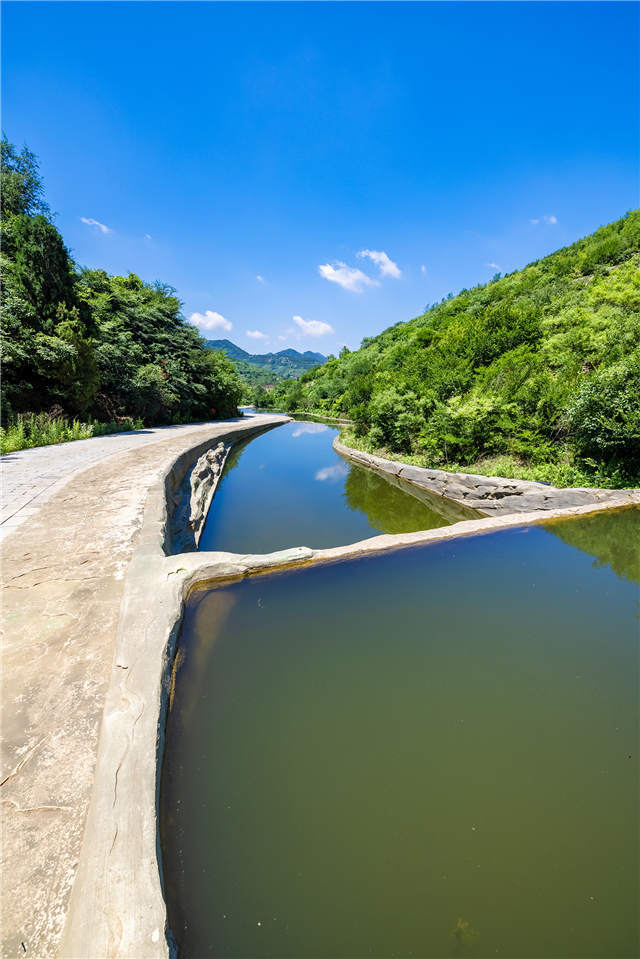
[334,437,639,515]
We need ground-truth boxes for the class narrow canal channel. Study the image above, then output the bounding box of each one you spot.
[161,423,639,958]
[197,419,473,553]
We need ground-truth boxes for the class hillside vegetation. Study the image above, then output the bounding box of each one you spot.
[207,339,327,382]
[1,138,243,450]
[264,212,640,486]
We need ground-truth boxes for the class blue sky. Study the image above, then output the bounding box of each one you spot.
[3,1,638,354]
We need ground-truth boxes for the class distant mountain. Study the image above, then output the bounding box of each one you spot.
[205,338,327,380]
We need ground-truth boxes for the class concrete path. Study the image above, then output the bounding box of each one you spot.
[0,422,244,542]
[0,415,285,959]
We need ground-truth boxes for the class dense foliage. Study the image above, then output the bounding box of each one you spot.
[263,212,640,485]
[1,137,243,443]
[224,356,285,394]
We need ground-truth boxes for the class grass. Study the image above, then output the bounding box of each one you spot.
[0,412,145,454]
[338,428,640,490]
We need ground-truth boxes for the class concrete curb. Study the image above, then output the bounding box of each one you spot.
[57,415,289,959]
[58,419,640,958]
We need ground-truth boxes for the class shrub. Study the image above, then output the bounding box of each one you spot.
[566,353,640,475]
[0,412,144,454]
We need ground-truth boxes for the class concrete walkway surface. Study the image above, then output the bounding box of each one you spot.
[0,422,250,542]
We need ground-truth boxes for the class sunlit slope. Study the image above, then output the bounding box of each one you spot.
[268,211,640,483]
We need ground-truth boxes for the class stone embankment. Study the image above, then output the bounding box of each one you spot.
[334,437,639,514]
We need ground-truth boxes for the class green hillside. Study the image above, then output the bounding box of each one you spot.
[264,212,640,486]
[206,339,326,380]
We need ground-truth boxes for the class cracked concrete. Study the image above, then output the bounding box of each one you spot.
[0,414,288,959]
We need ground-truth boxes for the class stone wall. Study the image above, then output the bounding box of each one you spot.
[334,437,639,515]
[164,420,285,554]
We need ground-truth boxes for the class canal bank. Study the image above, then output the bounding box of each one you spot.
[333,436,639,515]
[0,413,288,959]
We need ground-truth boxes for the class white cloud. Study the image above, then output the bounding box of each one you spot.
[318,261,378,293]
[80,217,111,234]
[487,262,501,270]
[189,310,232,332]
[256,274,264,283]
[357,249,402,278]
[530,214,558,225]
[293,315,334,337]
[420,264,427,274]
[277,334,286,341]
[144,233,152,240]
[246,329,268,340]
[315,463,348,482]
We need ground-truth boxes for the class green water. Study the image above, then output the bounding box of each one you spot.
[198,420,475,554]
[161,508,639,958]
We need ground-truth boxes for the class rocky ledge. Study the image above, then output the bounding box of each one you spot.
[169,442,229,552]
[334,438,639,515]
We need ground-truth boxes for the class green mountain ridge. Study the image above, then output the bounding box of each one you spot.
[206,339,326,380]
[262,211,640,486]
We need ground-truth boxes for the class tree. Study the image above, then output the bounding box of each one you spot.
[567,354,640,474]
[1,136,51,219]
[1,138,243,428]
[77,269,243,423]
[2,215,78,330]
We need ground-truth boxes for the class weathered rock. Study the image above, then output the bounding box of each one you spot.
[334,438,640,515]
[169,442,229,552]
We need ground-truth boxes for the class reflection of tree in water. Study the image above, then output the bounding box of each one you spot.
[221,435,251,477]
[343,464,451,534]
[545,506,640,586]
[223,422,286,477]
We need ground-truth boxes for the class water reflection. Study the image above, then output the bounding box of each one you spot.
[198,420,474,554]
[315,463,349,482]
[343,460,477,530]
[545,505,640,585]
[291,422,329,437]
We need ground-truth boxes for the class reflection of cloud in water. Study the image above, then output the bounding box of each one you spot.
[292,422,329,437]
[315,462,349,482]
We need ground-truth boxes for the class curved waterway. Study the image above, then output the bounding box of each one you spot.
[197,419,474,554]
[161,506,639,959]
